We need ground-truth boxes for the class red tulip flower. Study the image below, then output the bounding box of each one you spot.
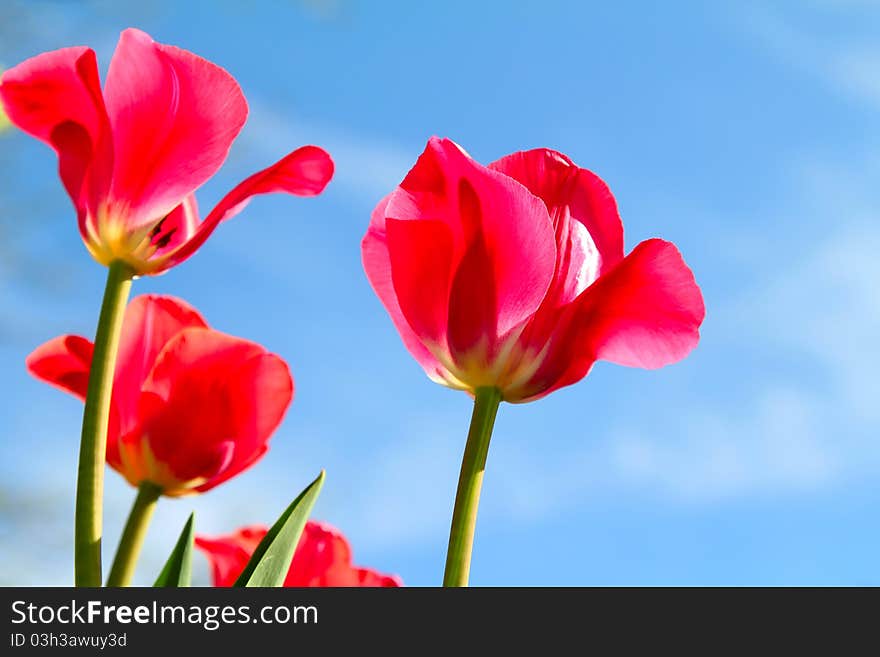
[363,137,704,402]
[196,522,402,587]
[0,28,333,275]
[363,137,704,586]
[26,295,293,496]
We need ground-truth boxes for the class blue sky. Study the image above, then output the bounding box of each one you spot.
[1,0,879,585]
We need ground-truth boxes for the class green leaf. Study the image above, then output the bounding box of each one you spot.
[153,512,195,587]
[234,470,325,587]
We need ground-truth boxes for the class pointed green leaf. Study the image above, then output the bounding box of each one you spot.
[153,512,195,587]
[234,470,325,587]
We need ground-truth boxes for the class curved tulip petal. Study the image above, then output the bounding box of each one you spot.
[194,444,268,493]
[384,218,455,348]
[283,521,353,586]
[352,568,403,587]
[195,526,267,587]
[288,522,403,587]
[0,46,110,223]
[489,148,624,278]
[162,145,334,270]
[112,295,207,442]
[581,238,705,368]
[103,28,248,230]
[513,239,704,402]
[362,195,454,385]
[25,335,94,400]
[149,194,200,258]
[135,327,293,494]
[196,522,402,588]
[384,137,557,366]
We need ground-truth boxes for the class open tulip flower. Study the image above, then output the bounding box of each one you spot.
[362,137,705,585]
[28,294,293,496]
[0,28,333,275]
[197,522,402,587]
[27,294,293,585]
[363,137,704,402]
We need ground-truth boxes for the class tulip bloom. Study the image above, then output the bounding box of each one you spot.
[0,28,333,275]
[363,137,703,402]
[28,294,293,496]
[196,522,402,587]
[362,137,704,585]
[27,294,293,585]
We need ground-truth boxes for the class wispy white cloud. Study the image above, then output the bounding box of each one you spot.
[560,2,880,504]
[323,416,462,550]
[738,2,880,108]
[609,387,839,501]
[598,149,880,501]
[243,99,413,201]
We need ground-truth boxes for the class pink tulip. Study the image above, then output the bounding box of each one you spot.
[363,137,704,402]
[27,295,292,496]
[197,522,402,587]
[0,28,333,274]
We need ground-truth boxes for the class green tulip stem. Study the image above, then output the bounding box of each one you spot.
[106,482,162,587]
[443,386,502,587]
[75,260,133,586]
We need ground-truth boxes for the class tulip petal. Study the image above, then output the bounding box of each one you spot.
[112,295,208,442]
[581,238,705,367]
[195,526,267,587]
[136,327,293,493]
[362,195,454,384]
[161,145,334,270]
[384,218,456,347]
[284,521,353,586]
[0,46,110,223]
[384,137,557,362]
[353,568,404,587]
[103,28,248,229]
[197,521,402,588]
[287,522,403,587]
[515,239,704,401]
[25,335,94,400]
[489,148,624,278]
[149,194,200,258]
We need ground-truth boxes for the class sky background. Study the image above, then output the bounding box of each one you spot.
[1,0,879,586]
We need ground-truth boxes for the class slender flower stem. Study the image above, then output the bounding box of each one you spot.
[76,260,133,587]
[443,386,502,587]
[106,482,162,587]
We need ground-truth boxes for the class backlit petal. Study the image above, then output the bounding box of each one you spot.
[135,327,292,494]
[361,195,453,384]
[25,335,94,401]
[103,28,247,230]
[384,137,556,371]
[161,145,334,270]
[0,46,110,226]
[512,239,704,401]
